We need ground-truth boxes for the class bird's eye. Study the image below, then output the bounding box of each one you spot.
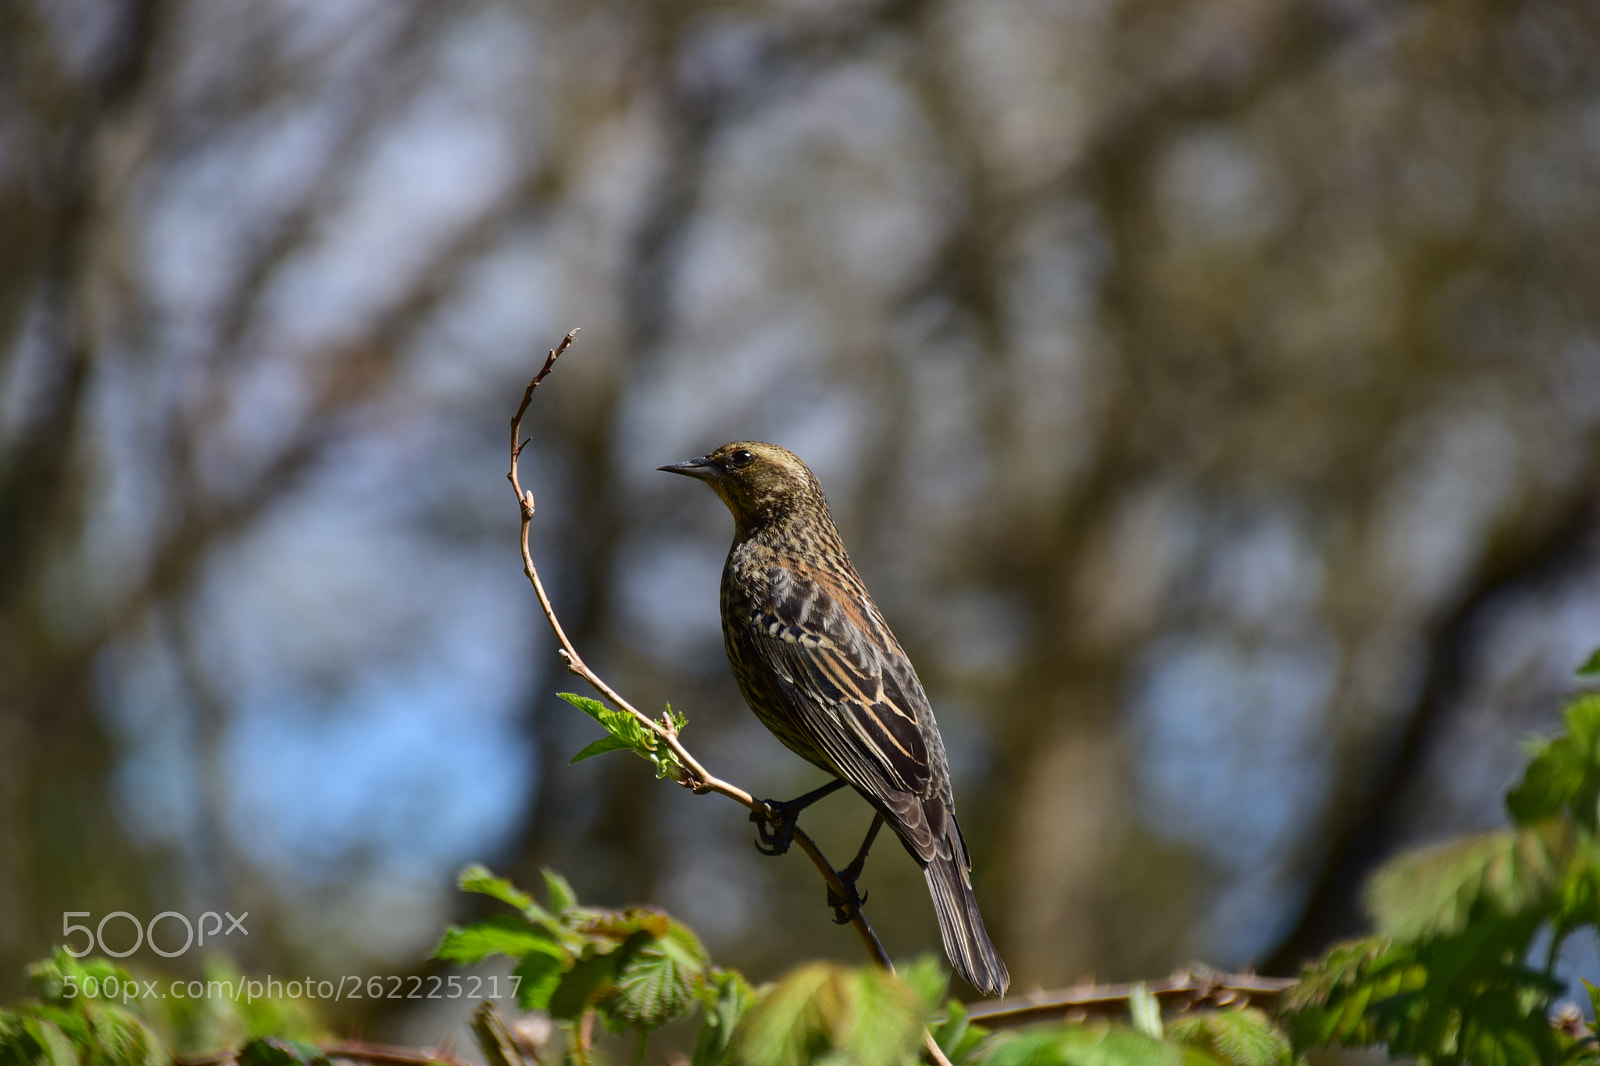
[729,449,755,468]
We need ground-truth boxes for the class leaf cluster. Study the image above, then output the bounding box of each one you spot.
[1281,683,1600,1065]
[561,694,686,781]
[437,865,745,1062]
[441,867,1299,1066]
[0,951,323,1066]
[0,953,165,1066]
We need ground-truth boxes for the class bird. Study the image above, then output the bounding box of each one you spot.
[659,441,1009,997]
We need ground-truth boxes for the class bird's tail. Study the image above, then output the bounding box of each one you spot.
[925,851,1009,998]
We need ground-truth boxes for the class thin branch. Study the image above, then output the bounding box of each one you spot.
[963,968,1294,1030]
[506,330,898,975]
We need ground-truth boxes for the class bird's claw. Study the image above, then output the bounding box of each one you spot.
[827,877,868,924]
[752,799,799,856]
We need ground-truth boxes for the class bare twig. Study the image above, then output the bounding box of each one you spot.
[963,968,1294,1030]
[506,329,895,974]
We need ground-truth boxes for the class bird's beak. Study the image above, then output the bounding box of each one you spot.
[658,455,719,481]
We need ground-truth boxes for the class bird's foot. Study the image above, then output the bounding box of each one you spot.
[752,799,802,856]
[827,869,868,925]
[751,779,849,856]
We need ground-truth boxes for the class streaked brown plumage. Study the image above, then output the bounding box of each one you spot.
[660,441,1009,997]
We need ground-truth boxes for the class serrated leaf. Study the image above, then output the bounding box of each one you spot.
[570,736,633,763]
[541,869,578,912]
[1578,648,1600,679]
[558,692,615,723]
[514,953,564,1012]
[435,914,558,963]
[735,963,928,1066]
[610,945,696,1028]
[1167,1010,1293,1066]
[456,864,550,922]
[1363,827,1564,939]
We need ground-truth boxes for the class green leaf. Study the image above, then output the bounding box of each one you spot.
[1362,826,1564,939]
[1279,937,1424,1051]
[1167,1010,1293,1066]
[579,917,710,1030]
[456,864,550,922]
[1457,988,1557,1066]
[735,963,928,1066]
[930,1001,992,1065]
[983,1021,1202,1066]
[1578,648,1600,679]
[610,943,698,1028]
[19,1017,77,1066]
[570,736,633,763]
[540,869,579,913]
[666,704,687,732]
[691,970,755,1066]
[513,953,564,1012]
[1507,694,1600,830]
[558,693,684,781]
[1128,983,1162,1039]
[558,692,616,724]
[548,951,625,1022]
[435,914,558,964]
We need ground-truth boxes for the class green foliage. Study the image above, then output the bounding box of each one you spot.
[733,962,929,1066]
[141,958,319,1058]
[963,1005,1297,1066]
[691,970,755,1066]
[560,694,686,780]
[1165,1010,1294,1066]
[440,865,744,1061]
[1577,649,1600,680]
[929,1000,989,1064]
[0,952,165,1066]
[1507,693,1600,830]
[0,951,318,1066]
[1281,668,1600,1066]
[981,1020,1214,1066]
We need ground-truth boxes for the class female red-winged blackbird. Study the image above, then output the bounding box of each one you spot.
[661,441,1009,997]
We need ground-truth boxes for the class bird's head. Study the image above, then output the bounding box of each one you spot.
[659,441,828,531]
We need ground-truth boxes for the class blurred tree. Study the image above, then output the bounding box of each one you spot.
[1,0,1598,1038]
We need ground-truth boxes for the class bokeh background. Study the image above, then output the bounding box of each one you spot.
[4,0,1600,1041]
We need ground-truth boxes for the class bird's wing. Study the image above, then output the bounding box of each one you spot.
[751,564,934,800]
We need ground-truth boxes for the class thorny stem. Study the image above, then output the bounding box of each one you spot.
[962,969,1295,1030]
[506,330,901,979]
